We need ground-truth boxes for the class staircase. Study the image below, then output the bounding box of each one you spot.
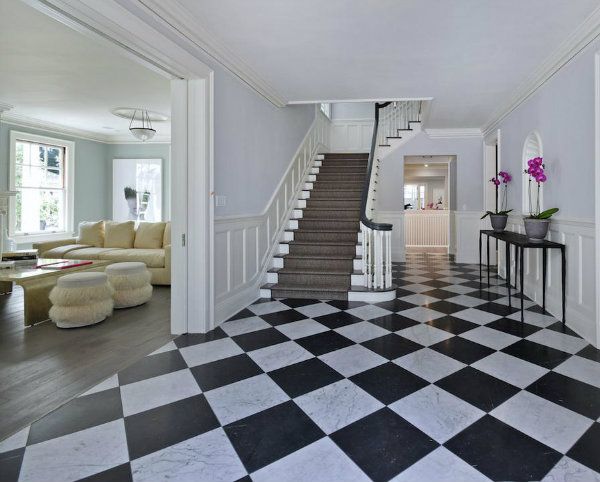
[261,153,367,300]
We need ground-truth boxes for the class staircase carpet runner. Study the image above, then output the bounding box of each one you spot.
[265,153,368,300]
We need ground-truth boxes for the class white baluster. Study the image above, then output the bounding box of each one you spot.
[385,231,392,288]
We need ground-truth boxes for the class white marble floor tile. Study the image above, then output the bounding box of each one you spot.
[252,437,370,482]
[437,276,473,284]
[445,295,486,307]
[403,275,431,284]
[179,337,244,367]
[471,352,548,389]
[391,446,491,482]
[397,324,453,346]
[542,456,600,482]
[18,420,128,482]
[344,304,392,321]
[441,284,479,295]
[149,341,177,356]
[204,374,289,425]
[526,329,588,355]
[394,348,465,383]
[401,284,434,294]
[453,308,502,325]
[120,369,201,417]
[131,427,246,482]
[296,303,340,318]
[335,321,390,343]
[295,379,383,434]
[319,344,387,377]
[490,391,593,453]
[399,307,446,323]
[247,300,290,316]
[275,319,329,339]
[554,356,600,389]
[0,426,29,454]
[390,385,484,443]
[221,316,271,337]
[80,374,120,397]
[459,326,520,350]
[494,296,535,308]
[248,340,313,372]
[506,310,557,327]
[399,293,440,306]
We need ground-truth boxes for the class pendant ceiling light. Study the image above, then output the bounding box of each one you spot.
[129,109,156,142]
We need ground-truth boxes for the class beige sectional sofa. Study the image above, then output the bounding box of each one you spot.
[33,221,171,285]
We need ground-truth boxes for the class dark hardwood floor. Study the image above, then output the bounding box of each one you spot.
[0,285,172,441]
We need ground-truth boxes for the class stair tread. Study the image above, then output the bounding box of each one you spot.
[288,240,358,246]
[303,207,360,211]
[269,268,351,275]
[288,229,359,233]
[275,253,355,260]
[265,283,349,292]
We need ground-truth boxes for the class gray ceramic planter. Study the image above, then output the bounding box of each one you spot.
[523,218,550,242]
[490,214,508,233]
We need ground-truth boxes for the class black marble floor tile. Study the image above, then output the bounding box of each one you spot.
[430,337,495,364]
[174,327,228,348]
[313,311,362,329]
[502,339,572,369]
[486,317,541,337]
[295,331,354,356]
[567,423,600,473]
[190,354,263,391]
[259,309,307,326]
[426,315,478,335]
[268,358,343,398]
[232,328,289,352]
[361,333,422,360]
[118,350,187,386]
[367,314,419,332]
[350,363,428,404]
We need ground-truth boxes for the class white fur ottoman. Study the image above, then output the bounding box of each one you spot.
[49,272,114,328]
[106,262,153,309]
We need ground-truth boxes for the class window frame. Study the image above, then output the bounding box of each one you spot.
[9,131,75,243]
[320,103,331,119]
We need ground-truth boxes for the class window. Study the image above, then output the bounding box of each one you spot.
[320,103,331,119]
[522,131,543,214]
[404,184,425,210]
[9,131,74,241]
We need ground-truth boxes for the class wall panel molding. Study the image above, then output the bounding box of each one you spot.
[330,119,374,153]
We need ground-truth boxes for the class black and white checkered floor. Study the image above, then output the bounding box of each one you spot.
[2,253,600,482]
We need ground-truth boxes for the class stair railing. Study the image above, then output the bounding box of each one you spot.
[361,100,422,290]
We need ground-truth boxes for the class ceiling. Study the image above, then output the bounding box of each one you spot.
[0,0,171,142]
[175,0,599,128]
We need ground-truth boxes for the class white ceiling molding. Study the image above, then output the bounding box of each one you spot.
[482,4,600,136]
[2,112,170,145]
[288,97,434,105]
[425,128,483,139]
[135,0,288,107]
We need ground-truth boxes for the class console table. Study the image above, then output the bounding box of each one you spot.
[478,230,566,325]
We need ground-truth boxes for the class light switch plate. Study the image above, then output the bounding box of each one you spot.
[216,195,227,207]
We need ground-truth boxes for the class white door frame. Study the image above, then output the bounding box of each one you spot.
[594,52,600,348]
[27,0,216,334]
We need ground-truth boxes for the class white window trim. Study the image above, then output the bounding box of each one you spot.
[9,130,75,243]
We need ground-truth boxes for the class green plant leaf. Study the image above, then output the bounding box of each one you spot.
[480,210,494,219]
[537,208,559,219]
[497,209,513,216]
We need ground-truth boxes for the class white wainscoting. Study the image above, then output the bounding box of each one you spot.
[405,211,449,247]
[330,119,374,153]
[376,211,405,262]
[213,111,330,324]
[498,215,597,345]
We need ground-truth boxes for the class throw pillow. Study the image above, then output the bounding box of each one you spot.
[104,221,135,248]
[77,221,104,247]
[134,222,166,249]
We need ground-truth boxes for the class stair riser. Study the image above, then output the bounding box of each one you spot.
[302,210,360,219]
[316,174,366,181]
[298,219,358,230]
[277,273,350,287]
[270,288,348,300]
[289,244,356,256]
[321,162,368,169]
[324,153,369,160]
[313,182,364,190]
[308,190,361,199]
[306,199,361,209]
[317,167,366,174]
[293,231,358,243]
[284,257,353,271]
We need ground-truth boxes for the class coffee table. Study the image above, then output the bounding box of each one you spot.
[0,259,113,326]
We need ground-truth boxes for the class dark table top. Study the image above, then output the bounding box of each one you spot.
[480,230,565,248]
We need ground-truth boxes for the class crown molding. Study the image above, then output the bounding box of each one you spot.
[425,128,482,139]
[2,113,170,144]
[482,5,600,136]
[137,0,287,107]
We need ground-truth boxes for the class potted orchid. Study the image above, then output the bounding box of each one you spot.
[481,170,512,233]
[523,157,558,241]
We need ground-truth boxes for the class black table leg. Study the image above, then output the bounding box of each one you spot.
[520,246,524,323]
[479,231,482,289]
[487,235,490,288]
[542,248,547,314]
[515,246,519,290]
[505,241,511,308]
[561,246,566,326]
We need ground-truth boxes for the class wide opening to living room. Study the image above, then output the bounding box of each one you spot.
[0,0,174,440]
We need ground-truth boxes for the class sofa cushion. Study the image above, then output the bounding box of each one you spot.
[134,222,166,249]
[163,222,171,247]
[63,247,122,260]
[98,249,165,268]
[77,221,104,247]
[43,244,91,258]
[105,221,135,248]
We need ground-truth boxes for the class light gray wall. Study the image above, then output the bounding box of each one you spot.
[213,65,315,217]
[494,37,598,221]
[107,143,171,220]
[331,102,374,120]
[0,122,109,227]
[378,133,483,212]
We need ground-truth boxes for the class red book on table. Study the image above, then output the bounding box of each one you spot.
[36,260,93,270]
